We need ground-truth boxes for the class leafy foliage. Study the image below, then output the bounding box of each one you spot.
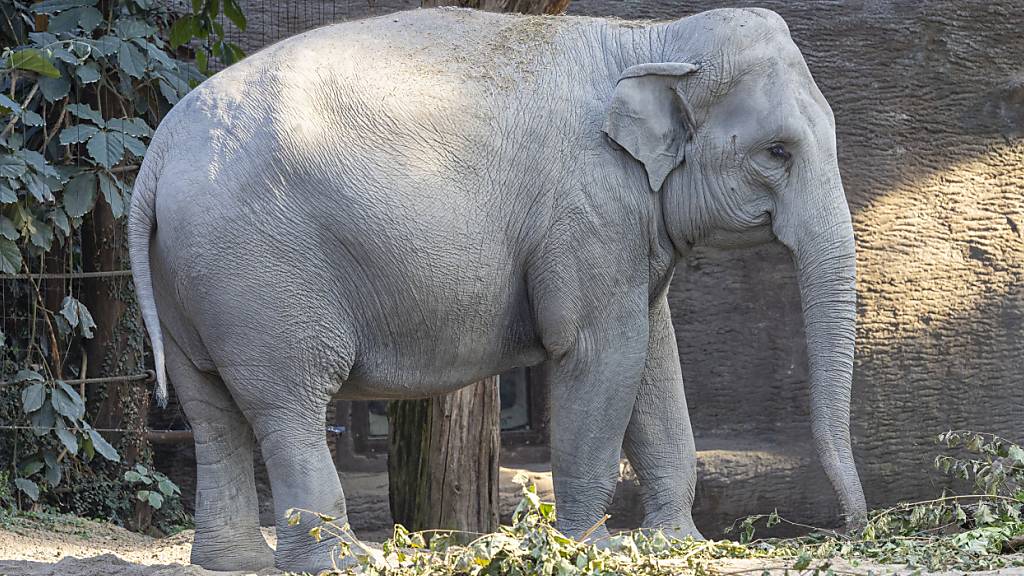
[123,462,180,511]
[168,0,247,75]
[0,0,239,530]
[297,433,1024,575]
[729,430,1024,572]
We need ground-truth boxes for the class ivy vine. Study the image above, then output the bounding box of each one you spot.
[0,0,242,524]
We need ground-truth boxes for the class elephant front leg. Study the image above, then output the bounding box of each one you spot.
[622,294,703,540]
[546,302,650,542]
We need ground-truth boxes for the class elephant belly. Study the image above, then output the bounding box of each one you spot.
[337,329,548,400]
[336,285,548,400]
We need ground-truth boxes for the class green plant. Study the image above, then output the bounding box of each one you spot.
[0,0,241,524]
[730,430,1024,572]
[123,462,179,510]
[0,469,13,512]
[296,432,1024,575]
[168,0,247,75]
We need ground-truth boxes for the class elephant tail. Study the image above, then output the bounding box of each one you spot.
[127,153,168,408]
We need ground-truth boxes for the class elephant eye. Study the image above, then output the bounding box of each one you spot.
[768,143,791,162]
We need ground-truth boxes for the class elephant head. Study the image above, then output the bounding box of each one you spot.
[603,8,868,528]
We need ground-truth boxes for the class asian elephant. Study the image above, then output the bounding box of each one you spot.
[128,6,867,573]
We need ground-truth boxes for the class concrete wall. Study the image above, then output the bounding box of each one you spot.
[185,0,1023,534]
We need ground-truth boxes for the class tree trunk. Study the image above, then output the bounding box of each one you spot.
[421,0,570,14]
[80,197,150,530]
[388,376,501,533]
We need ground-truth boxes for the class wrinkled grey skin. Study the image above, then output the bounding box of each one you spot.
[128,7,866,572]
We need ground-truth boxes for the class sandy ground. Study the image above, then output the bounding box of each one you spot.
[4,512,1024,576]
[0,513,276,575]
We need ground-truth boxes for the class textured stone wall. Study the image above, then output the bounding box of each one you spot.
[192,0,1022,530]
[620,0,1024,516]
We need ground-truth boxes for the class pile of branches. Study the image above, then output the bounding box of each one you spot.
[294,431,1024,575]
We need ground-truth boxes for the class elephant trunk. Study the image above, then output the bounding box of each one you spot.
[789,200,868,529]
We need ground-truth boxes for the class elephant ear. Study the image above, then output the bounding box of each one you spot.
[602,62,700,192]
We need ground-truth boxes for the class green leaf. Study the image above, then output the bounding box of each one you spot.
[115,18,155,40]
[59,295,96,338]
[50,207,69,236]
[0,216,18,240]
[44,451,61,486]
[7,49,60,78]
[0,183,15,203]
[195,49,208,75]
[106,117,152,137]
[97,172,124,218]
[24,171,54,202]
[51,380,85,420]
[144,42,175,70]
[82,435,94,460]
[117,40,146,78]
[14,369,44,382]
[29,219,53,250]
[62,172,97,217]
[84,133,124,170]
[28,31,58,46]
[54,420,78,455]
[86,131,125,169]
[75,6,102,31]
[20,150,60,178]
[38,75,70,102]
[85,425,119,462]
[793,550,812,570]
[223,0,247,31]
[26,444,50,470]
[169,15,194,49]
[66,103,104,125]
[29,401,55,436]
[31,0,97,14]
[0,155,28,179]
[14,478,39,501]
[50,48,78,64]
[86,35,121,57]
[1008,445,1024,465]
[0,94,21,115]
[121,135,146,157]
[975,502,996,526]
[124,470,143,482]
[147,491,164,509]
[0,237,23,274]
[21,382,46,413]
[75,62,100,84]
[59,124,100,145]
[48,6,103,34]
[157,478,177,496]
[157,79,180,105]
[21,110,44,127]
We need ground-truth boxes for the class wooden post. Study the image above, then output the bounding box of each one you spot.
[388,376,501,532]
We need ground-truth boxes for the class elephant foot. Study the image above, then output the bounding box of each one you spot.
[657,522,705,542]
[274,528,361,574]
[190,528,275,572]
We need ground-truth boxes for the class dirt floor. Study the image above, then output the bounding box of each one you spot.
[0,512,267,575]
[3,512,1024,576]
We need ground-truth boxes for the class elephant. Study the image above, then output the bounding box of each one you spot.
[127,6,867,573]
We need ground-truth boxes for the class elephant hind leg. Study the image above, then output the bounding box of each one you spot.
[219,363,354,574]
[163,334,274,572]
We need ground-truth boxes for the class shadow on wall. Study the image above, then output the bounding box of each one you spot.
[584,0,1024,517]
